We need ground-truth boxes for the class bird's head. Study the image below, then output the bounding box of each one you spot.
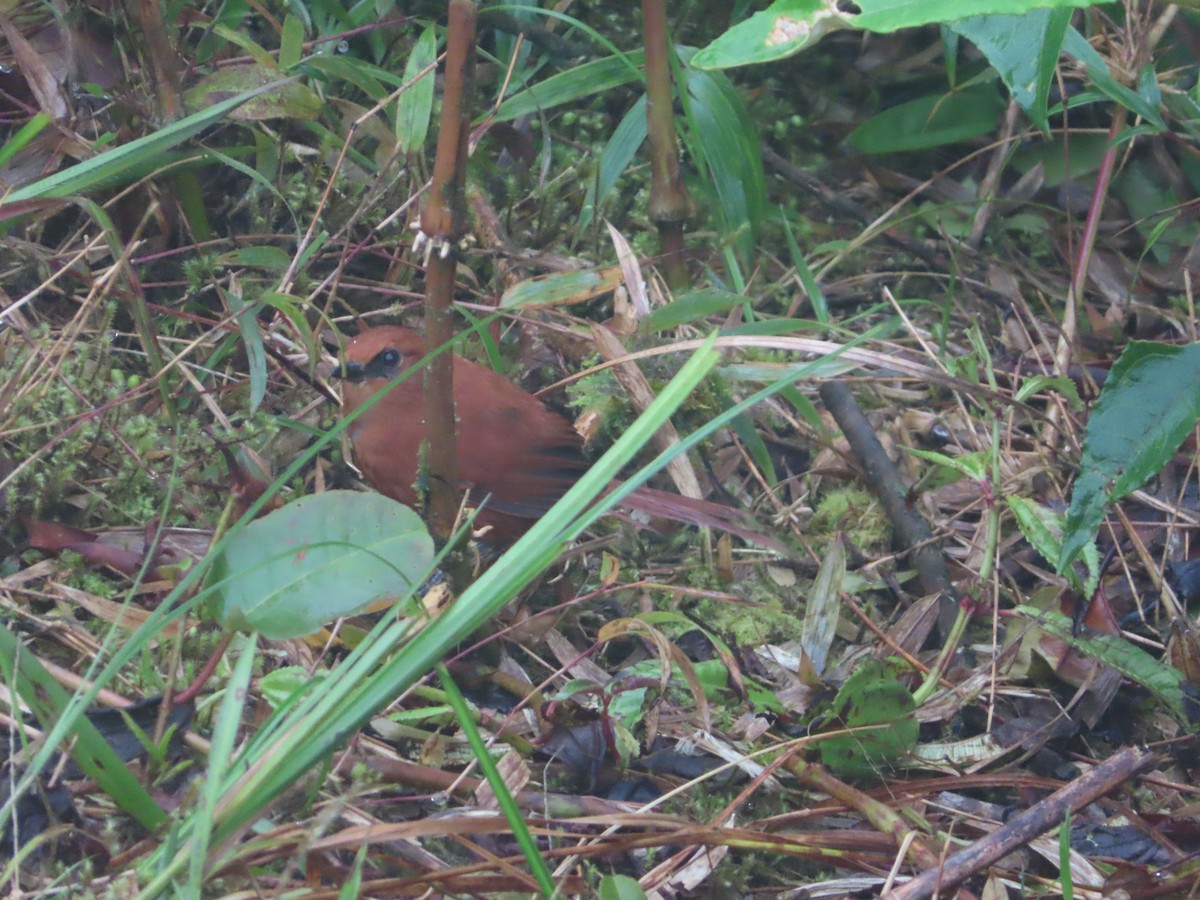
[331,326,426,386]
[330,325,430,417]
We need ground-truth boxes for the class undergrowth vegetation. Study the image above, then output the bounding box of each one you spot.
[1,0,1199,896]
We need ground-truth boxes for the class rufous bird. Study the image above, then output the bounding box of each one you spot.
[333,325,778,546]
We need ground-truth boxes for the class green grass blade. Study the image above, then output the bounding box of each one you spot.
[1,78,297,204]
[185,634,258,893]
[0,626,166,831]
[438,664,555,897]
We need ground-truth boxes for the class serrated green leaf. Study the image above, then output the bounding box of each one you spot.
[1015,373,1082,409]
[1014,606,1188,723]
[907,446,988,480]
[1059,342,1200,570]
[1007,496,1098,596]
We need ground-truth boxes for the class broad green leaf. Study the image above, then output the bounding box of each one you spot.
[848,84,1005,153]
[600,874,649,900]
[681,51,767,266]
[499,265,623,308]
[397,25,437,155]
[209,491,434,639]
[692,0,1096,70]
[820,659,918,779]
[691,0,856,69]
[1059,342,1200,570]
[641,289,745,332]
[951,8,1072,132]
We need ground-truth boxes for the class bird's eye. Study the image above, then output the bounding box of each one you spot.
[380,348,400,367]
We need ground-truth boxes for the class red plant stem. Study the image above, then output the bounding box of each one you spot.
[421,0,477,544]
[1071,104,1128,306]
[642,0,694,290]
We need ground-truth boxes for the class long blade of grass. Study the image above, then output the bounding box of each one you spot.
[0,627,166,830]
[0,78,296,205]
[0,112,50,168]
[186,634,258,892]
[438,664,555,897]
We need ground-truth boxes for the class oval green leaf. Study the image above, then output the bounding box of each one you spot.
[848,84,1005,153]
[210,491,434,639]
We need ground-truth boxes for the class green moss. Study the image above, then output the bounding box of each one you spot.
[688,593,801,648]
[0,330,275,532]
[809,486,891,552]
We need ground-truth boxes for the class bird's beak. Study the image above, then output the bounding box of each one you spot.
[330,361,366,382]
